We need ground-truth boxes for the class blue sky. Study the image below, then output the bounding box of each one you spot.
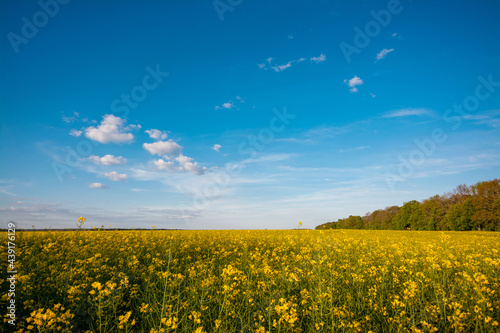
[1,0,499,229]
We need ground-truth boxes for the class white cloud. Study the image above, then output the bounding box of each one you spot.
[243,153,295,164]
[462,115,490,120]
[370,93,376,98]
[463,109,500,127]
[176,154,207,175]
[0,179,20,196]
[69,129,82,137]
[214,96,243,110]
[143,134,207,175]
[154,155,206,175]
[85,154,127,166]
[62,111,79,123]
[344,76,363,93]
[392,33,402,39]
[260,54,325,72]
[85,114,139,144]
[310,54,326,63]
[143,140,182,157]
[272,61,292,72]
[383,108,433,118]
[145,129,168,140]
[340,146,371,153]
[212,144,222,152]
[89,182,107,189]
[376,48,394,61]
[105,171,128,181]
[154,159,176,171]
[288,35,294,39]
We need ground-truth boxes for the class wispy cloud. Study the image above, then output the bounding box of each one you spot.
[62,111,79,123]
[0,179,21,196]
[344,76,363,93]
[376,48,394,61]
[212,144,222,152]
[89,182,107,189]
[214,96,243,110]
[272,61,292,72]
[69,129,82,137]
[105,171,128,181]
[382,108,433,118]
[275,137,314,144]
[392,32,403,40]
[85,154,127,166]
[303,120,369,141]
[259,54,325,72]
[463,109,500,128]
[242,153,295,164]
[340,146,371,153]
[310,54,326,63]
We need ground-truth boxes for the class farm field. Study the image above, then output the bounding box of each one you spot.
[2,229,500,332]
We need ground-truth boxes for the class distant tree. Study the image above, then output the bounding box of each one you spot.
[421,196,445,230]
[382,206,400,229]
[340,215,363,229]
[444,197,475,231]
[460,197,476,230]
[393,200,421,230]
[315,221,336,229]
[363,211,377,229]
[471,179,500,231]
[318,179,499,231]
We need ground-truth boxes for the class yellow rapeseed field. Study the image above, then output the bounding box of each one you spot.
[1,226,499,332]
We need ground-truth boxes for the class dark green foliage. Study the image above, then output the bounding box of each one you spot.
[393,200,422,230]
[316,179,500,231]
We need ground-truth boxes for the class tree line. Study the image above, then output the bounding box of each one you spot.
[316,179,500,231]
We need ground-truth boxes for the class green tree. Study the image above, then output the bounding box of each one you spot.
[421,196,444,230]
[393,200,421,230]
[471,179,500,230]
[444,197,475,231]
[317,179,500,231]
